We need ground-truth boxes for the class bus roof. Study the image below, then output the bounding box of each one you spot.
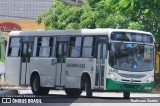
[9,28,153,37]
[81,28,152,36]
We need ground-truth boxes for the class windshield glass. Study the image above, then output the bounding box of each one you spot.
[109,42,154,72]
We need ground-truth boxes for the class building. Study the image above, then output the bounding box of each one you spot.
[0,0,52,79]
[0,0,52,37]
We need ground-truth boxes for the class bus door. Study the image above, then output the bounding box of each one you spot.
[56,41,68,86]
[95,41,107,88]
[20,42,33,85]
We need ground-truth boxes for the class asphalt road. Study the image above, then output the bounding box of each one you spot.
[1,89,160,106]
[16,94,135,103]
[16,90,160,103]
[0,95,159,106]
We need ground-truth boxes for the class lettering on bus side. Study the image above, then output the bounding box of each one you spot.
[66,63,85,68]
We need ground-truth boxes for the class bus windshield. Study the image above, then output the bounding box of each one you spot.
[109,42,154,72]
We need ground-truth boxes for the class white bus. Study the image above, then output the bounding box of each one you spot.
[5,29,155,98]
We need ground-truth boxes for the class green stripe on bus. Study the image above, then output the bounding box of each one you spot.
[106,78,154,93]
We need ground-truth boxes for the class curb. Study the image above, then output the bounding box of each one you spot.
[0,89,18,96]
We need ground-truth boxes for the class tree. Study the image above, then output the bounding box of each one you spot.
[36,0,160,45]
[37,0,126,29]
[36,0,83,29]
[110,0,160,43]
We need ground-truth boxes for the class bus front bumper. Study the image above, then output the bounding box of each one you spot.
[106,79,154,93]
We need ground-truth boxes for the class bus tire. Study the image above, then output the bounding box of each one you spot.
[123,92,130,99]
[40,87,50,95]
[31,74,50,95]
[65,88,82,97]
[86,78,92,97]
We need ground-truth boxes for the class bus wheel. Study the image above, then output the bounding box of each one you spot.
[85,78,92,97]
[31,75,50,95]
[123,92,130,99]
[65,88,82,97]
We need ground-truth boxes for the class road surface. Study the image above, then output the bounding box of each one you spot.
[1,88,160,106]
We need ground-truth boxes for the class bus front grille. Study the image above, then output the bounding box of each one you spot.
[121,79,141,82]
[118,73,146,79]
[123,84,140,89]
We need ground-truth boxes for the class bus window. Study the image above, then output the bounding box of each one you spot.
[52,38,56,57]
[8,37,21,57]
[37,37,52,57]
[22,36,34,42]
[69,37,82,58]
[82,37,93,58]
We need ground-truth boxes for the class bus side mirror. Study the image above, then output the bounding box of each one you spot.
[154,42,158,46]
[154,42,159,52]
[108,42,111,50]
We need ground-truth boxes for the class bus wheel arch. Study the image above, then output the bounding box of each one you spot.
[30,71,50,95]
[81,72,92,97]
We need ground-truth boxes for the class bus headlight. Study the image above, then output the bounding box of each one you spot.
[110,73,118,81]
[146,75,154,83]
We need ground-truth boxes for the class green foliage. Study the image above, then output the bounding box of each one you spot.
[0,36,4,62]
[36,0,160,45]
[86,0,101,8]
